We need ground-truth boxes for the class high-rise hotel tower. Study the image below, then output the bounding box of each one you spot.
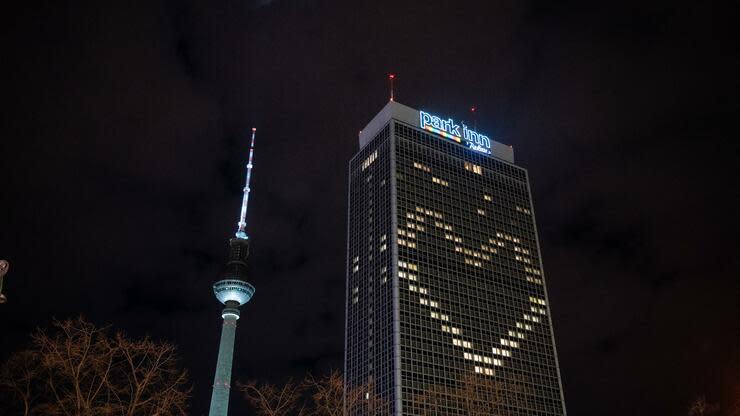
[345,102,566,415]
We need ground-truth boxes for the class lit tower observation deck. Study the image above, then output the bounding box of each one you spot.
[208,128,258,416]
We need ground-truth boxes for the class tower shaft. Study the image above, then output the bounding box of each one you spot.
[209,304,240,416]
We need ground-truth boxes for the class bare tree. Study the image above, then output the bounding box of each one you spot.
[306,370,383,416]
[459,373,504,415]
[111,332,191,415]
[414,372,504,415]
[0,350,39,416]
[239,370,383,416]
[688,395,720,416]
[730,384,740,416]
[0,317,191,416]
[413,383,449,416]
[305,370,345,416]
[239,379,307,416]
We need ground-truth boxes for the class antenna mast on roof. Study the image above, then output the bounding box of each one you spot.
[388,73,396,102]
[236,127,257,239]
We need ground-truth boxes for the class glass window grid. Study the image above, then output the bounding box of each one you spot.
[346,122,566,416]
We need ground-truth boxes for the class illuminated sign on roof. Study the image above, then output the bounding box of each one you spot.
[419,110,491,155]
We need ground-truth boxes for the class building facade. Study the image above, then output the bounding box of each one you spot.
[345,102,567,415]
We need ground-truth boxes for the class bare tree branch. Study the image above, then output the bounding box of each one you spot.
[688,395,720,416]
[0,317,191,416]
[239,378,306,416]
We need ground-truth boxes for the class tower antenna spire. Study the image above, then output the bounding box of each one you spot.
[236,127,257,239]
[388,73,396,102]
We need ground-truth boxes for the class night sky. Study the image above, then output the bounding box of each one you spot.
[1,1,738,415]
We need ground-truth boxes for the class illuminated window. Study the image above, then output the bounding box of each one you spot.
[464,258,483,268]
[489,238,505,247]
[464,162,483,175]
[529,296,547,305]
[431,177,449,186]
[480,244,497,254]
[484,194,492,201]
[492,348,511,357]
[500,339,519,348]
[361,150,377,171]
[445,234,463,243]
[413,161,431,172]
[475,366,494,375]
[525,266,542,276]
[452,338,471,348]
[477,208,486,216]
[406,221,426,232]
[397,229,416,239]
[515,246,531,255]
[434,221,453,231]
[508,330,526,339]
[398,239,416,248]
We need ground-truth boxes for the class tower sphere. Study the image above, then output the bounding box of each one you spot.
[213,279,255,306]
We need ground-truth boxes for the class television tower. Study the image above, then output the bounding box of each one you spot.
[208,128,258,416]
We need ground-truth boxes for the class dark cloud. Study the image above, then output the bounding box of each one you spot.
[1,1,737,415]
